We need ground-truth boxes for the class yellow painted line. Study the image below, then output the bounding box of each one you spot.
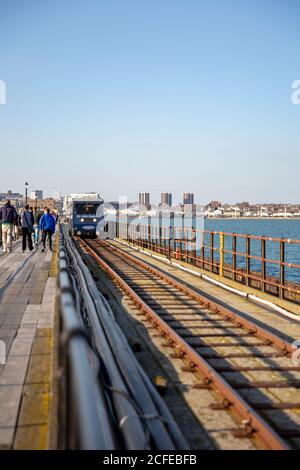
[50,232,59,277]
[13,330,53,450]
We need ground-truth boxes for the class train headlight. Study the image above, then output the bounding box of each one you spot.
[77,231,82,236]
[93,218,97,223]
[80,218,84,222]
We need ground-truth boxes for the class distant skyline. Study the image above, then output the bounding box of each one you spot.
[0,1,300,203]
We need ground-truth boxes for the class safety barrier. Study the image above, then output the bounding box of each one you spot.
[113,220,300,304]
[57,227,188,450]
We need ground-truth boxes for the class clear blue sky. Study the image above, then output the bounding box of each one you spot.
[0,0,299,203]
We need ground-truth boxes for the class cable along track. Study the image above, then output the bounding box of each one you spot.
[78,238,300,450]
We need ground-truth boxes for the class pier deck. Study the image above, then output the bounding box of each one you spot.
[0,243,57,450]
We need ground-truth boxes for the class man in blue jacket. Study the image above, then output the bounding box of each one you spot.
[39,208,56,252]
[0,200,18,253]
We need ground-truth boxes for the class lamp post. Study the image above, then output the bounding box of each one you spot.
[25,182,29,205]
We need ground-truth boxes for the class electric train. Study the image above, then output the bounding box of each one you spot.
[65,195,105,238]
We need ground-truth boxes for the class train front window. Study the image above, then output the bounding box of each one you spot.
[75,203,100,215]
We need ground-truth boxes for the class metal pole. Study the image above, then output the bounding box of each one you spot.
[116,210,119,239]
[25,183,28,205]
[201,244,205,269]
[210,232,214,272]
[261,237,266,292]
[181,210,184,261]
[148,215,151,250]
[191,204,196,265]
[159,211,162,254]
[169,212,174,260]
[219,232,224,276]
[246,235,250,286]
[232,234,236,281]
[279,239,285,299]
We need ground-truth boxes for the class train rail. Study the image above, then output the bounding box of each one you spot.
[77,237,300,450]
[59,228,188,450]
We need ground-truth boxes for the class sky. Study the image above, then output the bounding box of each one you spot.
[0,0,299,204]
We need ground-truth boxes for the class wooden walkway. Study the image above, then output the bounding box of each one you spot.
[0,243,57,449]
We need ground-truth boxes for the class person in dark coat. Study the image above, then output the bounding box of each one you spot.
[0,200,18,253]
[20,205,34,253]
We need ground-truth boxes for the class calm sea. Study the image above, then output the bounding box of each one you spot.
[204,218,300,240]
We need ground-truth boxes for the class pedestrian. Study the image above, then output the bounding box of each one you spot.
[13,211,20,241]
[33,207,43,246]
[39,208,56,252]
[0,200,18,253]
[20,205,34,253]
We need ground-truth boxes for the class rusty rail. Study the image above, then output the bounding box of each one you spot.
[78,237,298,450]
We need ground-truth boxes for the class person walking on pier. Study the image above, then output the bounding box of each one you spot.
[20,205,34,253]
[39,208,56,252]
[33,207,43,246]
[13,211,20,241]
[0,200,18,253]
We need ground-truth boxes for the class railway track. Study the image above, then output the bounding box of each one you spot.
[77,237,300,450]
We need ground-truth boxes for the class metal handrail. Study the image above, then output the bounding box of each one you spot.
[68,240,188,450]
[59,227,188,450]
[58,240,116,449]
[115,221,300,303]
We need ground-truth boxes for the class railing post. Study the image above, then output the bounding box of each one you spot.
[180,212,184,261]
[261,237,266,292]
[219,232,224,276]
[159,212,163,254]
[201,244,205,269]
[279,239,285,299]
[232,233,236,281]
[169,212,174,260]
[148,215,151,250]
[115,211,119,239]
[191,204,197,265]
[136,222,140,247]
[245,235,250,286]
[210,232,214,272]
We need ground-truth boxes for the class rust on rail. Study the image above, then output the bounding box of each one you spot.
[78,237,295,450]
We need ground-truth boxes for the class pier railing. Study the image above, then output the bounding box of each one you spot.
[112,221,300,304]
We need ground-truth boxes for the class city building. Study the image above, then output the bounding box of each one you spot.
[30,190,43,200]
[182,192,194,205]
[0,189,23,201]
[138,192,151,209]
[207,200,221,210]
[160,192,172,207]
[0,190,24,208]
